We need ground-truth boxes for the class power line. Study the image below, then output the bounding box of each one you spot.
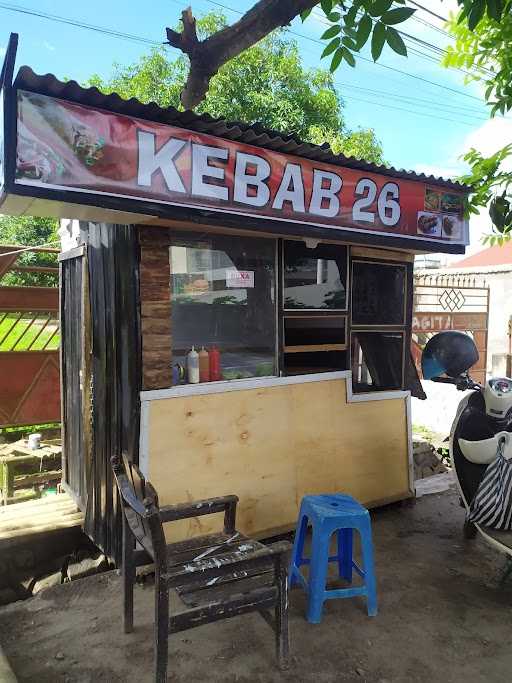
[1,0,486,110]
[0,2,163,47]
[200,0,484,102]
[407,0,448,23]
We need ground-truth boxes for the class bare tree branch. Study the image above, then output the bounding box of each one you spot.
[166,0,319,109]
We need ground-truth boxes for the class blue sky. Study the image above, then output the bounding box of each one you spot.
[1,0,509,253]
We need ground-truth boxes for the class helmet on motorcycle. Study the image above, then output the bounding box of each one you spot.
[421,331,479,380]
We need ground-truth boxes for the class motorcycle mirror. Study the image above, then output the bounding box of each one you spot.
[421,331,479,380]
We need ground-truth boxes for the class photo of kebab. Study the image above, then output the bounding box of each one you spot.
[417,212,441,236]
[442,215,461,239]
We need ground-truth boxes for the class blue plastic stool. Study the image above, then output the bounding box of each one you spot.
[289,493,378,623]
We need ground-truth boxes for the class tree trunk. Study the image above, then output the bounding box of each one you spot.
[166,0,320,109]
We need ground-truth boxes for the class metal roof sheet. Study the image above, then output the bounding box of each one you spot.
[14,66,468,192]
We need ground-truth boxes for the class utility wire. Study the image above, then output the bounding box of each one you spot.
[199,0,484,101]
[0,2,163,47]
[1,0,487,114]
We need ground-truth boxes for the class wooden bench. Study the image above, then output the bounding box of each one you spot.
[111,454,291,683]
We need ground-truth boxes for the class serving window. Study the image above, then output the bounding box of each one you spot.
[139,226,413,394]
[169,232,276,382]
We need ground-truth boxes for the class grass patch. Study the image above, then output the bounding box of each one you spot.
[0,313,59,351]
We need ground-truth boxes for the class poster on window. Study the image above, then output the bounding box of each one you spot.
[13,90,469,246]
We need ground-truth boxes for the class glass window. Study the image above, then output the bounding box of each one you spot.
[351,261,406,326]
[170,233,276,383]
[351,331,404,393]
[283,241,348,310]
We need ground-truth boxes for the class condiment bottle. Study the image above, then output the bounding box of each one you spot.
[199,346,210,383]
[209,346,221,381]
[187,346,199,384]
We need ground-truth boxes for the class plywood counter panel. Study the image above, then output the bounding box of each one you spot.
[145,378,410,542]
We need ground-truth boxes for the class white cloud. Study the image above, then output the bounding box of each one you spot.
[43,41,55,52]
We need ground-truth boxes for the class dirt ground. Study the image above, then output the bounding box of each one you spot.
[1,488,512,683]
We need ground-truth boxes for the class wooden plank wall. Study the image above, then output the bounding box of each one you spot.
[146,378,410,543]
[139,227,172,390]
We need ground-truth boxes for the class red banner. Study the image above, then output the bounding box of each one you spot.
[15,90,468,245]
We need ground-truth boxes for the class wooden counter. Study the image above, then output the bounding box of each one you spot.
[140,372,412,543]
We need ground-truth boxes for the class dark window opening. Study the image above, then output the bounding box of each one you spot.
[351,260,406,326]
[351,331,404,393]
[283,241,348,310]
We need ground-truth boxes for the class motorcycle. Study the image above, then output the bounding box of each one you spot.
[421,330,512,558]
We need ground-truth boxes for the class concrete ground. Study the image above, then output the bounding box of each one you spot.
[1,488,512,683]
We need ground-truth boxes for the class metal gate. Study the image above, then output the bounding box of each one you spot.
[413,273,489,384]
[0,245,60,427]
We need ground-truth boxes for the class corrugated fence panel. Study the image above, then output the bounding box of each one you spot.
[84,223,141,564]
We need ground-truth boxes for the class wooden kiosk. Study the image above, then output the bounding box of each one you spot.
[0,35,470,561]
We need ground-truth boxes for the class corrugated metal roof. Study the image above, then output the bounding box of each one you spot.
[14,66,468,192]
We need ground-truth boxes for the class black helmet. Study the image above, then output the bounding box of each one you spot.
[421,331,479,380]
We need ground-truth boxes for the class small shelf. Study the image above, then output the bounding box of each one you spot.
[284,344,347,354]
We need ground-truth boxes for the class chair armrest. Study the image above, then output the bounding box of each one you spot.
[159,495,239,533]
[163,540,291,589]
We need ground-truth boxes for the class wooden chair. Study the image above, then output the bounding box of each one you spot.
[111,455,291,683]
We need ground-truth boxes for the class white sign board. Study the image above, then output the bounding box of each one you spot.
[226,269,254,288]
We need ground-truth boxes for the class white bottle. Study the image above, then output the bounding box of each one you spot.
[187,346,200,384]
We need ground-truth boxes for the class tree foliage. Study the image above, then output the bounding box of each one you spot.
[444,1,512,244]
[89,12,384,164]
[0,215,59,286]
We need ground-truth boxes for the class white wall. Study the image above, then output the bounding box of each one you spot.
[412,380,471,435]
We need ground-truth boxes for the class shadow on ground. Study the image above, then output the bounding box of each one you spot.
[1,488,512,683]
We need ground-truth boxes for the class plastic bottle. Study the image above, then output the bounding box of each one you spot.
[209,346,221,381]
[187,346,199,384]
[199,346,210,383]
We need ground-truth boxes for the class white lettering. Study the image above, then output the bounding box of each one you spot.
[233,152,271,207]
[309,169,342,218]
[191,144,228,201]
[272,163,305,213]
[137,131,186,193]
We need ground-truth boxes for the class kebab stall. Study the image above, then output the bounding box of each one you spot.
[0,35,471,560]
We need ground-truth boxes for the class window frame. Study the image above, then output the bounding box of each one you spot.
[349,256,410,394]
[282,240,350,314]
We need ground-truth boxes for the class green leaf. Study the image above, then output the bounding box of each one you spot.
[371,21,386,61]
[344,5,358,26]
[486,0,502,21]
[326,11,341,21]
[342,47,356,67]
[300,8,313,21]
[321,0,335,14]
[381,7,416,25]
[342,36,357,50]
[368,0,394,17]
[467,0,485,30]
[330,47,344,72]
[355,14,373,49]
[321,24,341,40]
[385,26,407,56]
[321,37,341,58]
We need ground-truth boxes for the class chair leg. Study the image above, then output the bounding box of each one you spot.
[275,556,290,671]
[306,527,330,624]
[289,513,308,586]
[359,521,378,617]
[155,577,169,683]
[337,528,353,583]
[122,516,135,634]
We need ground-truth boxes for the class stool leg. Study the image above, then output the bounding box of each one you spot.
[337,528,353,583]
[360,520,378,617]
[306,528,330,624]
[289,513,308,587]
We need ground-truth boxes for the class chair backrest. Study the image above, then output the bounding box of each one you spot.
[111,454,167,571]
